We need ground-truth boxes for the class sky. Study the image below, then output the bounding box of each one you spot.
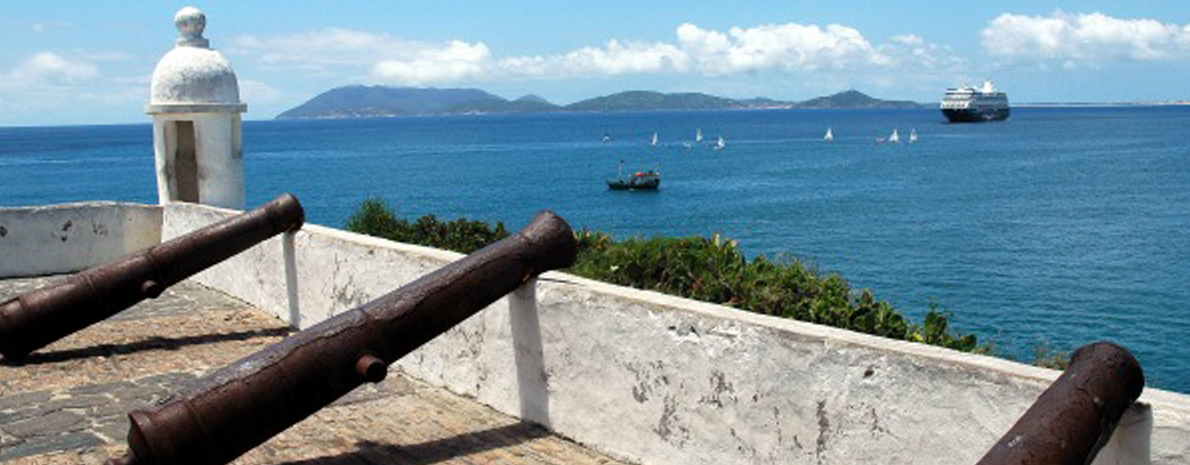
[3,1,1190,126]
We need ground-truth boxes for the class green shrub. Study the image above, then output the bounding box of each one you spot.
[346,198,988,354]
[1032,341,1071,370]
[344,196,509,254]
[344,197,400,238]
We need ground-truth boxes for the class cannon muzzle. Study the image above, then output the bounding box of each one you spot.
[109,210,577,465]
[975,342,1144,465]
[0,194,304,359]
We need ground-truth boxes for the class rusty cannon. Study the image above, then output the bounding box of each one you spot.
[0,194,304,359]
[975,342,1144,465]
[107,210,577,465]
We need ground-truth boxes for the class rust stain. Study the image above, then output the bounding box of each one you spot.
[974,342,1144,465]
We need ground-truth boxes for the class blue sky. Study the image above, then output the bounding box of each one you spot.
[3,1,1190,126]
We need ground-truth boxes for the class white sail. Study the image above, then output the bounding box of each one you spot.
[696,128,703,142]
[714,136,725,150]
[889,129,900,143]
[651,132,658,146]
[824,127,834,141]
[909,129,917,143]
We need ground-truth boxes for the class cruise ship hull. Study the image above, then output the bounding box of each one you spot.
[942,108,1010,123]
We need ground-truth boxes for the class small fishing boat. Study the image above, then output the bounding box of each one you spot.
[607,160,661,190]
[824,127,834,141]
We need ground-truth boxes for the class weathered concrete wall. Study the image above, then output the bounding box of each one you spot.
[152,113,245,210]
[0,202,161,278]
[160,202,458,329]
[160,203,1190,465]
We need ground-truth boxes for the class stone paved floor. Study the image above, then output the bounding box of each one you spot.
[0,276,630,465]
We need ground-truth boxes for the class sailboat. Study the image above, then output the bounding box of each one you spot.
[696,128,704,143]
[714,136,726,150]
[650,132,658,147]
[909,129,917,144]
[824,127,834,141]
[889,129,900,144]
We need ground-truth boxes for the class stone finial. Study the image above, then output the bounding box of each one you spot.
[174,7,210,48]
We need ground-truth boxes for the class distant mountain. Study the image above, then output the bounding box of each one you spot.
[447,98,560,114]
[565,91,738,111]
[796,90,922,109]
[735,97,795,108]
[515,94,550,104]
[276,86,922,119]
[277,86,504,119]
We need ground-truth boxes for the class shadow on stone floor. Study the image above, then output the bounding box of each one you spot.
[279,422,552,465]
[0,326,293,366]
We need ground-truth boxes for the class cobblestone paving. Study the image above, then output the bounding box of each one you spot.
[0,277,631,465]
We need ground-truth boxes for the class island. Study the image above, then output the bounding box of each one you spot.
[275,86,925,119]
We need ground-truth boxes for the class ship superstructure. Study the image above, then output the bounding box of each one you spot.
[940,81,1010,123]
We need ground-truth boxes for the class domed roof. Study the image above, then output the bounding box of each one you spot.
[147,7,246,114]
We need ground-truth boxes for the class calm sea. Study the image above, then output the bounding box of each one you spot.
[2,107,1188,393]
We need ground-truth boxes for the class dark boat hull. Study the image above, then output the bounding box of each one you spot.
[942,108,1010,123]
[606,178,660,190]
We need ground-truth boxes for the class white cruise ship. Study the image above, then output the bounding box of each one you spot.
[940,81,1010,123]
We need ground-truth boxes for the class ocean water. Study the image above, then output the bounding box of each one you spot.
[2,107,1189,393]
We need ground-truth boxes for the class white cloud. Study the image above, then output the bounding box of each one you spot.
[4,52,98,90]
[500,23,950,80]
[30,21,73,33]
[982,12,1190,63]
[229,28,446,74]
[892,35,924,47]
[239,79,284,104]
[676,23,892,74]
[501,40,688,77]
[0,52,150,119]
[230,22,954,86]
[371,41,492,85]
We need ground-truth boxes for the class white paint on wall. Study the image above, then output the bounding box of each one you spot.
[159,202,1190,465]
[0,202,161,278]
[150,113,245,209]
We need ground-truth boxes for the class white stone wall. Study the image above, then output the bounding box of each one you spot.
[159,202,1190,465]
[152,113,244,210]
[0,202,161,278]
[160,202,457,328]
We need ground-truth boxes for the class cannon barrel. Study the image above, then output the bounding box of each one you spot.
[975,342,1144,465]
[108,210,577,465]
[0,194,305,359]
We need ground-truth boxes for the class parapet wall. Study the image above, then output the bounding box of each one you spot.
[4,201,1184,463]
[159,202,1190,465]
[0,202,161,278]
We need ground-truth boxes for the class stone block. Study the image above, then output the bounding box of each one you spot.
[0,431,102,461]
[1,410,85,438]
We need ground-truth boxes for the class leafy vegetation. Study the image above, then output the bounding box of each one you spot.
[346,197,987,354]
[1032,341,1072,370]
[345,197,509,254]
